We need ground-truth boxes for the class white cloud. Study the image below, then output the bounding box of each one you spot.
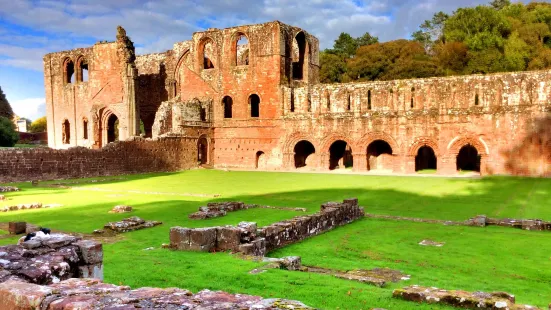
[11,98,46,121]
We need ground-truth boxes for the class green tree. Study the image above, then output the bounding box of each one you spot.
[0,116,18,147]
[0,86,14,120]
[333,32,358,58]
[355,32,379,47]
[319,52,347,83]
[490,0,511,10]
[503,32,530,71]
[434,41,470,75]
[30,116,47,133]
[412,11,449,51]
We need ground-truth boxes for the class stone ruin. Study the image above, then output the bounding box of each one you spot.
[188,202,255,219]
[109,205,133,213]
[170,198,364,256]
[0,186,19,193]
[95,216,162,234]
[468,215,551,231]
[1,203,62,213]
[0,278,315,310]
[189,201,308,219]
[0,234,103,285]
[393,285,539,309]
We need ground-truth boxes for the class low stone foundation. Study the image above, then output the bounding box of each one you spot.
[468,215,551,231]
[0,203,62,213]
[188,202,255,219]
[109,205,133,213]
[0,234,103,285]
[97,216,162,234]
[0,278,316,309]
[0,186,19,192]
[170,198,364,256]
[393,285,538,309]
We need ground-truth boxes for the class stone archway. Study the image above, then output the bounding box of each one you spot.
[107,114,119,143]
[456,144,480,172]
[255,151,266,169]
[328,140,353,170]
[294,140,315,168]
[198,137,208,165]
[416,146,437,171]
[366,140,393,171]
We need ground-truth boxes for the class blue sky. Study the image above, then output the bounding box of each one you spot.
[0,0,529,120]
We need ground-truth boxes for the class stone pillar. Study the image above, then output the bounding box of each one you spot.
[352,153,366,171]
[438,155,456,175]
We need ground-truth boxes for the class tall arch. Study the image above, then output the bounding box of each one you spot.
[366,140,394,171]
[255,151,266,169]
[233,33,249,66]
[292,32,306,80]
[249,94,260,117]
[63,58,75,84]
[222,96,233,118]
[174,50,190,97]
[62,119,70,144]
[198,38,215,70]
[75,56,88,82]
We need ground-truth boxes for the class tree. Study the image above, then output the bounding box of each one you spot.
[319,52,347,83]
[413,11,449,51]
[490,0,511,10]
[0,86,13,120]
[0,116,18,147]
[30,116,47,133]
[333,32,358,58]
[434,41,470,75]
[355,32,379,47]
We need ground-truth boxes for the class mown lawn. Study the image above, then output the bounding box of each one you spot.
[0,170,549,309]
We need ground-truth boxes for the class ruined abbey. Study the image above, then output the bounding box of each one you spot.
[41,21,550,177]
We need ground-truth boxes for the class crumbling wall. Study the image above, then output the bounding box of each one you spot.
[169,198,364,256]
[0,278,315,310]
[0,136,203,182]
[0,234,103,285]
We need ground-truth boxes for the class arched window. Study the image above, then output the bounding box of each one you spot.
[222,96,233,118]
[76,57,88,82]
[63,58,75,84]
[82,118,88,139]
[235,34,249,66]
[292,32,306,80]
[307,96,312,112]
[368,90,372,110]
[249,94,260,118]
[347,93,351,111]
[62,119,70,144]
[201,38,215,69]
[475,93,480,106]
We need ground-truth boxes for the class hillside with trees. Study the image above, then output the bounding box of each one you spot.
[320,0,551,83]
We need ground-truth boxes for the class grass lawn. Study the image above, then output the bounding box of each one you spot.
[0,170,550,309]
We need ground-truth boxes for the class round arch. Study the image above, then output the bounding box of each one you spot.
[447,136,488,156]
[328,140,353,170]
[62,57,75,84]
[98,108,119,147]
[407,137,440,157]
[197,134,209,165]
[293,140,316,169]
[197,37,216,70]
[358,132,400,155]
[232,32,250,66]
[283,133,319,155]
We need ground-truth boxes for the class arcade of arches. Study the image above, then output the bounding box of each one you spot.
[288,137,485,174]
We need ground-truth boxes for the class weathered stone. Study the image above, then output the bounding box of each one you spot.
[75,240,103,264]
[43,234,79,249]
[189,228,217,252]
[103,216,162,233]
[0,280,52,309]
[169,227,191,250]
[8,222,26,235]
[216,226,242,252]
[419,239,445,247]
[281,256,301,271]
[109,205,133,213]
[238,238,266,257]
[393,285,537,309]
[78,264,104,280]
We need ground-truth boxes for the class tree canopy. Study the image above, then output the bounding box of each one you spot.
[0,116,18,147]
[30,116,47,133]
[320,1,551,83]
[0,86,14,119]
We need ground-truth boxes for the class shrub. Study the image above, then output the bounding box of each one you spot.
[0,116,19,147]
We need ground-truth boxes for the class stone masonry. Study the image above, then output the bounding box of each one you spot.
[170,198,364,256]
[42,21,550,177]
[0,234,103,285]
[0,278,315,309]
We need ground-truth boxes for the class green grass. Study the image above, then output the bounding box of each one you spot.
[0,170,549,309]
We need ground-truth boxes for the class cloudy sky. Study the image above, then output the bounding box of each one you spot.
[0,0,528,120]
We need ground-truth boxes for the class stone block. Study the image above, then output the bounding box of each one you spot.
[238,238,266,257]
[78,263,104,280]
[8,222,26,235]
[169,227,191,250]
[109,205,133,213]
[43,235,79,249]
[75,240,103,264]
[281,256,301,271]
[0,280,52,309]
[216,226,242,252]
[189,228,217,252]
[470,215,487,227]
[343,198,358,206]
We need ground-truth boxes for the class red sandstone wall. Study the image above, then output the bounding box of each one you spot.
[0,137,201,182]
